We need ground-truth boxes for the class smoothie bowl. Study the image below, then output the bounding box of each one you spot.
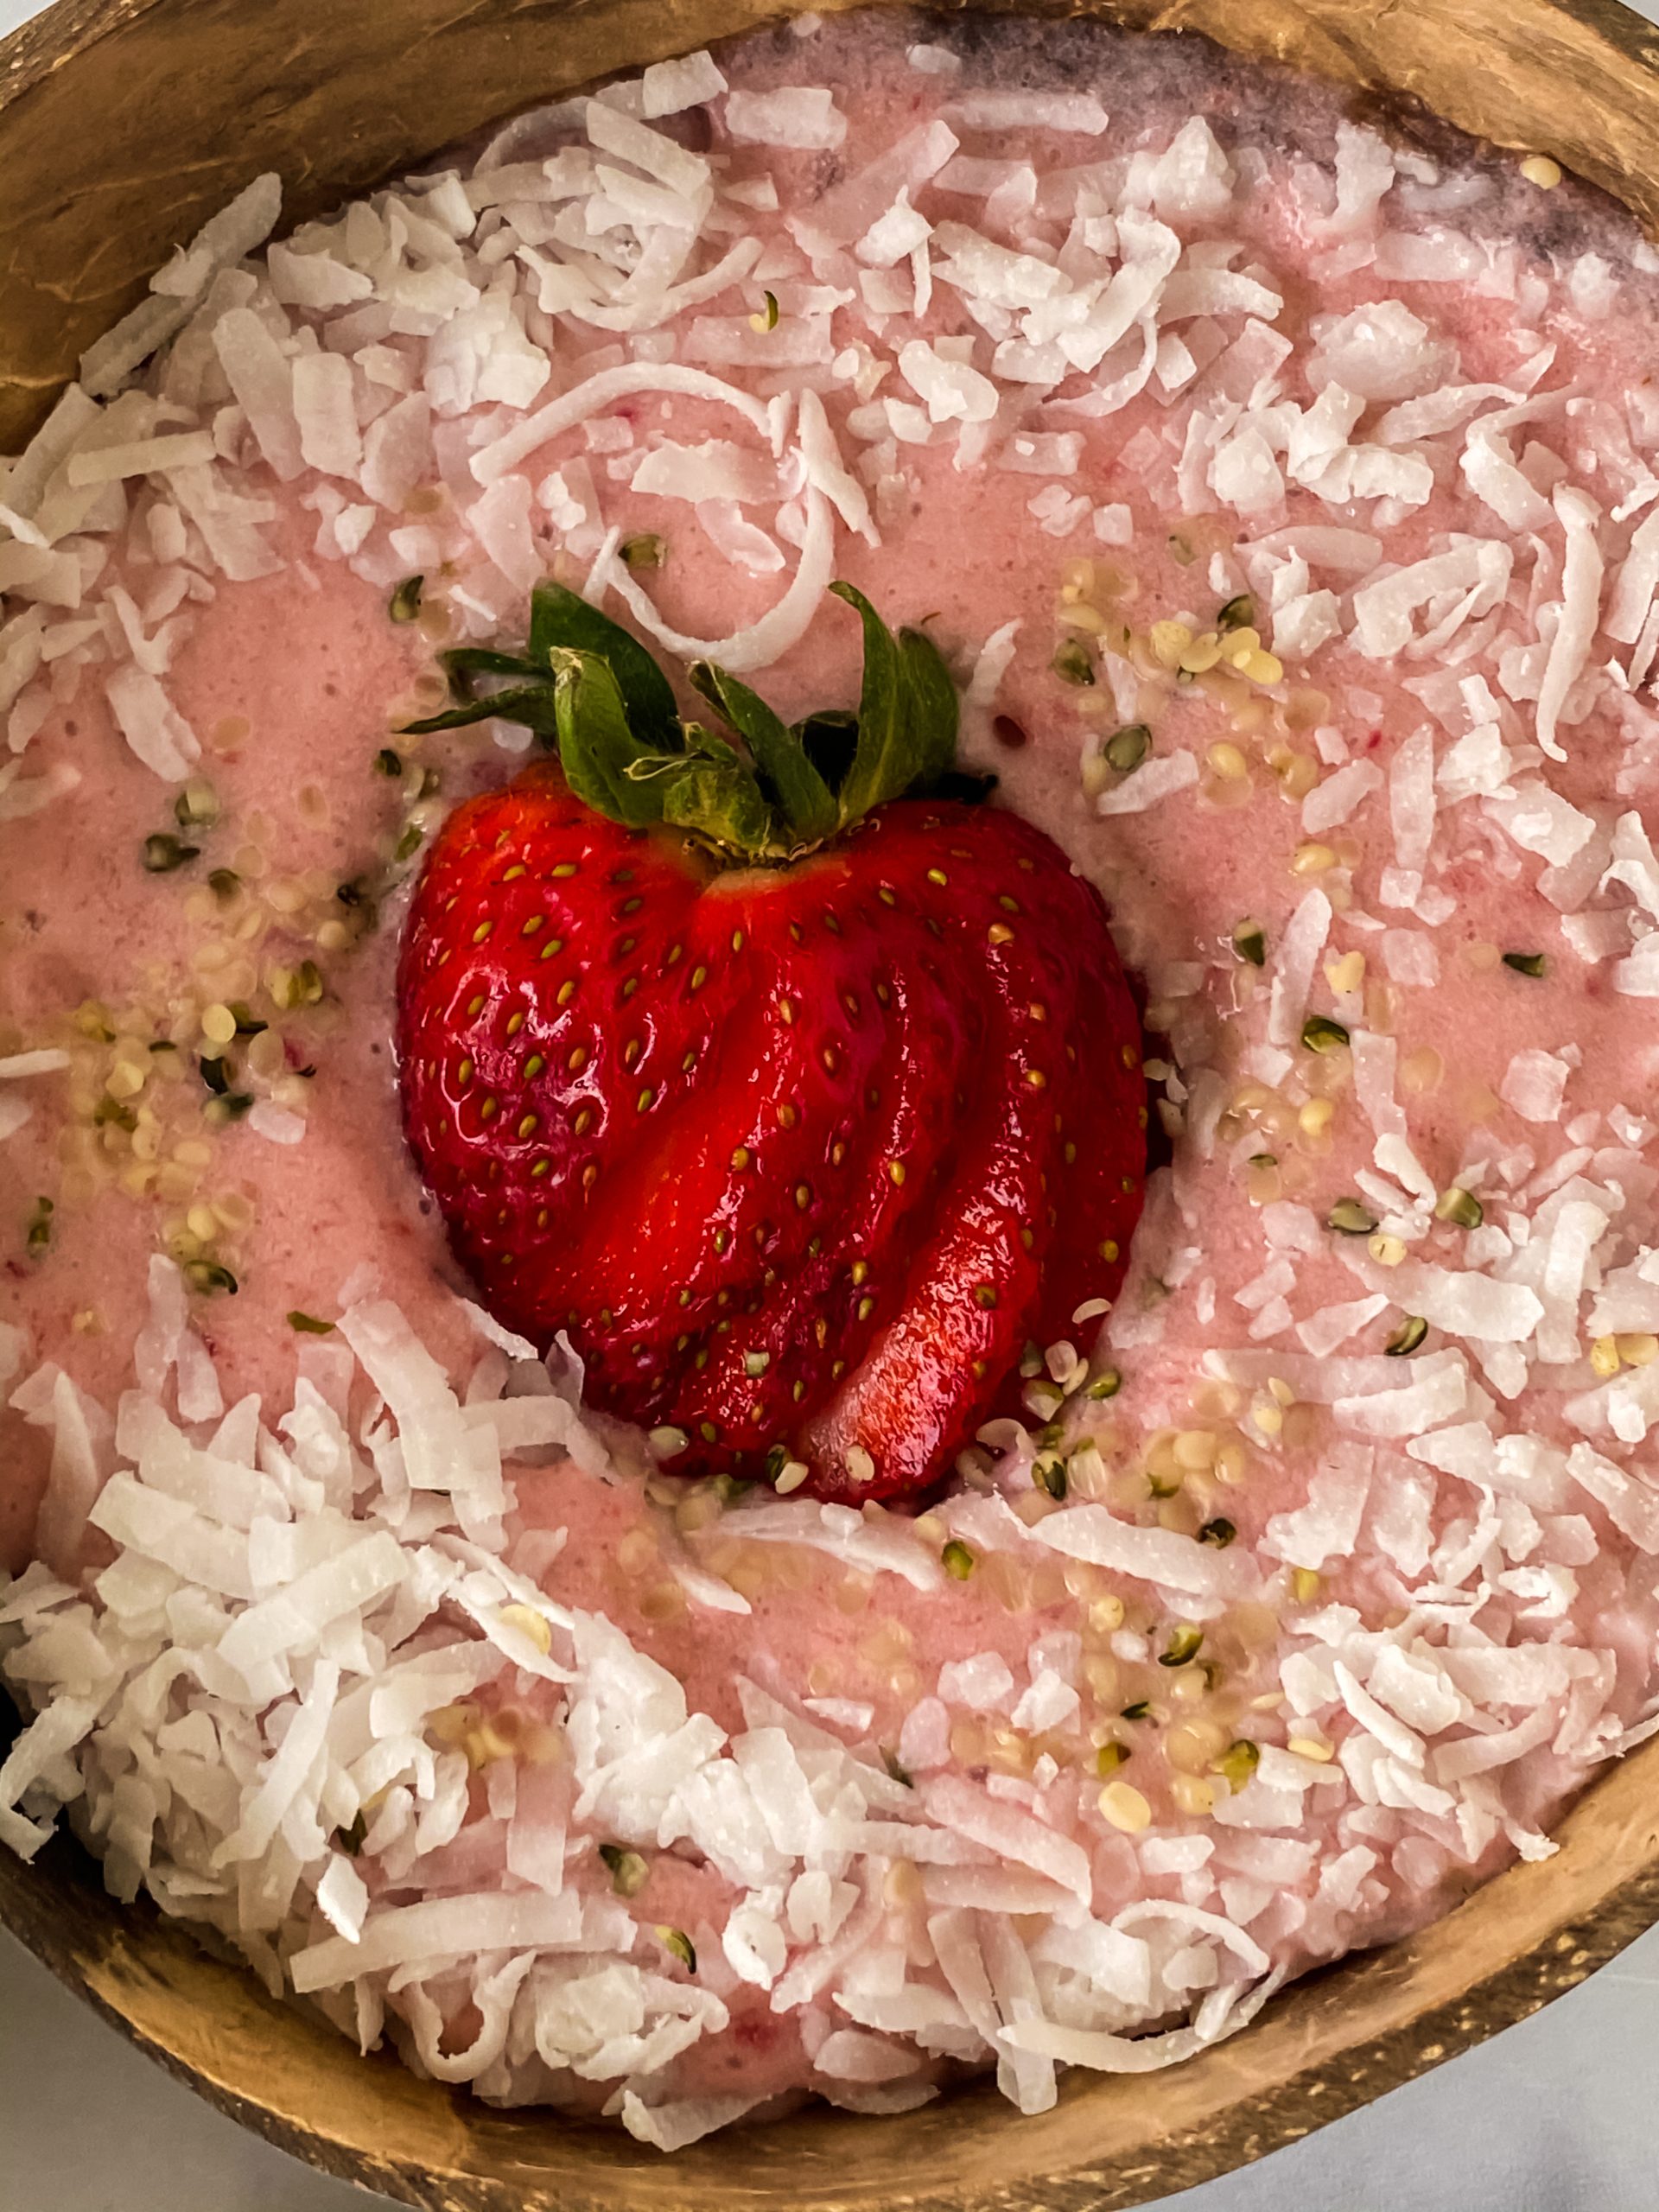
[6,0,1659,2202]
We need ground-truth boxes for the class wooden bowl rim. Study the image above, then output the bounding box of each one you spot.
[5,0,1659,2204]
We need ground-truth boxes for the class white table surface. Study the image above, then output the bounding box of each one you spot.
[6,0,1659,2202]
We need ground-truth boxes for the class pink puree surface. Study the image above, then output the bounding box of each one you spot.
[3,3,1659,2113]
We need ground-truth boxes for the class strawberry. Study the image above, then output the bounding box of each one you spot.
[397,583,1144,1503]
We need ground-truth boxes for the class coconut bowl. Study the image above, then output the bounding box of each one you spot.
[5,0,1659,2202]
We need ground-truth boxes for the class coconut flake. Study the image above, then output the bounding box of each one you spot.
[1456,418,1554,530]
[66,431,219,486]
[105,665,199,782]
[1388,726,1436,876]
[898,340,1000,426]
[921,1775,1090,1903]
[290,1889,584,1993]
[1500,1048,1570,1124]
[937,1652,1016,1713]
[796,388,877,546]
[1030,1503,1250,1599]
[1613,937,1659,997]
[1537,486,1603,761]
[1351,543,1511,661]
[361,395,434,512]
[1437,721,1512,801]
[1296,1296,1389,1357]
[213,309,304,482]
[1320,124,1396,237]
[1601,811,1659,919]
[857,195,933,269]
[292,354,363,480]
[1262,1450,1371,1570]
[602,484,833,674]
[796,122,959,249]
[1607,505,1659,645]
[1096,751,1198,817]
[1267,888,1333,1048]
[621,2091,766,2152]
[631,439,778,506]
[1307,302,1447,403]
[711,1499,938,1590]
[725,88,847,151]
[946,92,1109,134]
[1335,1660,1425,1765]
[1331,1351,1472,1435]
[0,1049,71,1080]
[473,365,772,488]
[1486,781,1597,869]
[584,99,711,196]
[0,1696,102,1859]
[640,51,728,118]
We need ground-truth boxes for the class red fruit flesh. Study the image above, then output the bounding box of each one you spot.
[397,760,1145,1503]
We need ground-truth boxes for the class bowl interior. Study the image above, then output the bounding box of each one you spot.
[6,0,1659,2205]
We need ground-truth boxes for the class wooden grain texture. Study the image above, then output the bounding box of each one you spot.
[6,0,1659,2202]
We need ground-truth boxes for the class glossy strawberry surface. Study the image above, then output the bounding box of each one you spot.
[397,760,1145,1502]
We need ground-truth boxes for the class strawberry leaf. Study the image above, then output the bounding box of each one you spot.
[403,683,563,740]
[795,709,860,794]
[689,660,838,849]
[659,754,774,855]
[899,626,960,790]
[402,646,552,736]
[402,576,963,867]
[829,582,958,825]
[441,648,543,683]
[678,722,745,770]
[530,581,679,749]
[551,651,677,829]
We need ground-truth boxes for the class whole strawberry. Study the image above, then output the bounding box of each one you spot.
[397,583,1144,1503]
